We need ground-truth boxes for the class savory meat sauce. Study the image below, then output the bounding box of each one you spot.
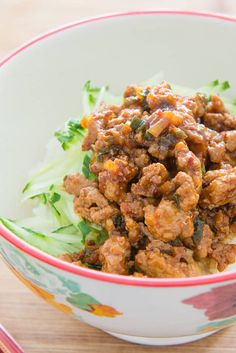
[62,82,236,278]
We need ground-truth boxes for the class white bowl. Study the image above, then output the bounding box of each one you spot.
[0,11,236,346]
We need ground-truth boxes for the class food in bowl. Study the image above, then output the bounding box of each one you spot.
[1,78,236,278]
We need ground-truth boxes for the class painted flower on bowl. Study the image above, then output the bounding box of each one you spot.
[67,292,122,317]
[0,241,122,319]
[11,267,73,314]
[183,282,236,320]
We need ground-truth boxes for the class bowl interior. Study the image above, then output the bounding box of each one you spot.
[0,12,236,220]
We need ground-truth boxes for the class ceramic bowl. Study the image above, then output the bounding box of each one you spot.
[0,11,236,346]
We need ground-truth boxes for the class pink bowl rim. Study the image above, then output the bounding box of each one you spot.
[1,10,236,287]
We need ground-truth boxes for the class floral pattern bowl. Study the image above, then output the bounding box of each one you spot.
[0,11,236,346]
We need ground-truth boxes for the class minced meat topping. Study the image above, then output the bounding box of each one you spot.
[62,82,236,278]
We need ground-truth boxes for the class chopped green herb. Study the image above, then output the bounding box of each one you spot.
[49,192,61,204]
[83,80,100,93]
[169,237,183,247]
[84,81,101,106]
[110,146,120,156]
[173,194,180,208]
[193,218,204,245]
[85,263,102,270]
[78,220,92,243]
[48,195,61,215]
[205,79,231,97]
[55,119,85,150]
[31,190,61,216]
[209,79,219,87]
[82,81,112,115]
[130,116,146,132]
[140,89,150,112]
[221,81,230,91]
[112,214,125,230]
[78,220,92,236]
[95,229,108,244]
[97,147,110,161]
[82,154,96,180]
[139,89,149,98]
[173,128,187,140]
[144,131,154,141]
[201,164,206,176]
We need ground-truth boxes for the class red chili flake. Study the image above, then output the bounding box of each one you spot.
[188,156,195,168]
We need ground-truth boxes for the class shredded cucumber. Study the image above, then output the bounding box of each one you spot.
[0,218,83,256]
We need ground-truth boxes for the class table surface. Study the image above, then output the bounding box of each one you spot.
[1,1,236,352]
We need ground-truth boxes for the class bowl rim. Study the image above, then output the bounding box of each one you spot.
[1,10,236,287]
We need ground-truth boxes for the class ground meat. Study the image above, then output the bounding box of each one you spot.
[146,83,175,112]
[119,193,145,245]
[158,133,179,160]
[124,216,142,246]
[120,193,144,220]
[188,94,208,119]
[105,217,124,237]
[64,173,97,196]
[230,223,236,235]
[207,95,227,114]
[181,123,206,144]
[175,141,202,192]
[227,204,236,219]
[203,169,229,186]
[120,108,143,120]
[194,224,213,259]
[211,243,236,271]
[106,104,122,115]
[213,209,230,239]
[93,125,134,157]
[208,134,226,163]
[204,113,236,131]
[131,163,169,197]
[62,81,236,277]
[99,236,131,275]
[132,272,148,278]
[133,148,151,168]
[148,143,160,158]
[200,167,236,209]
[59,241,101,267]
[223,130,236,152]
[74,186,117,227]
[144,200,194,241]
[206,130,236,167]
[82,119,99,151]
[173,172,199,211]
[135,240,203,277]
[123,85,138,98]
[74,241,101,266]
[98,158,137,202]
